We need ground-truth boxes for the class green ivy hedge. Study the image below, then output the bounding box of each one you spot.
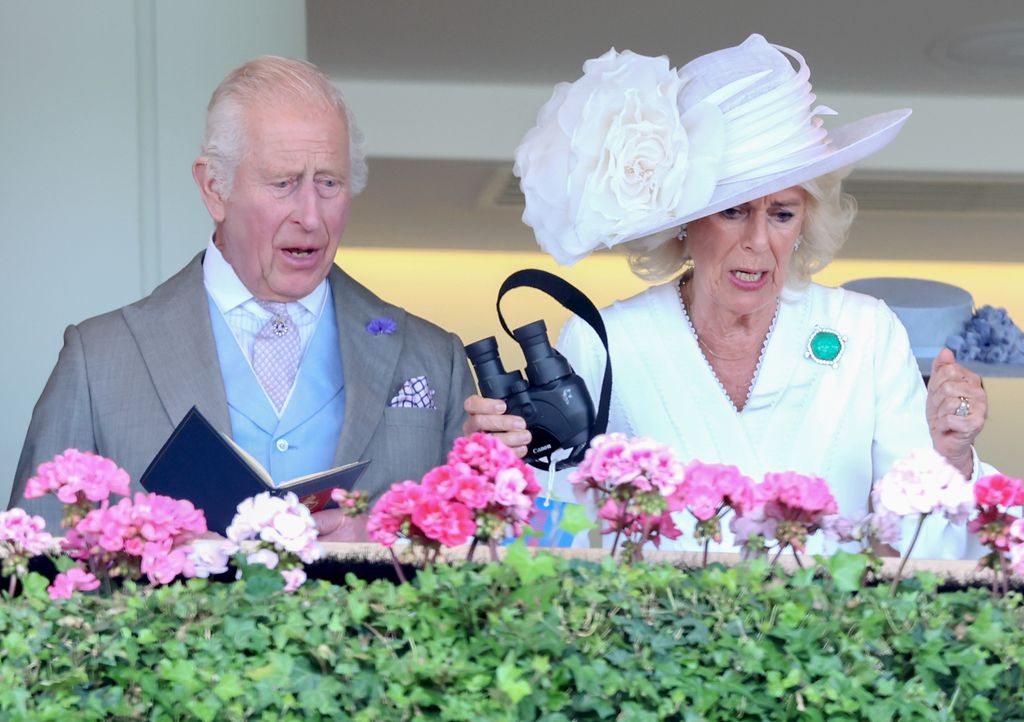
[2,555,1023,721]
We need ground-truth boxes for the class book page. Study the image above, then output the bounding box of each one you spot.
[218,429,274,487]
[277,459,367,489]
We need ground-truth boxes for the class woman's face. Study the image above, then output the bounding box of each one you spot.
[686,186,808,318]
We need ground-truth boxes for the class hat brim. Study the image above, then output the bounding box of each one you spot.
[917,356,1024,379]
[625,108,913,243]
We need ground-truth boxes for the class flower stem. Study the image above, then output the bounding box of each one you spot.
[388,548,407,585]
[635,517,652,564]
[610,528,622,557]
[609,494,627,558]
[890,514,926,595]
[466,538,478,563]
[702,539,710,569]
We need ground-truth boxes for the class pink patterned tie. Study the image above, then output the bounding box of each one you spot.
[252,301,301,411]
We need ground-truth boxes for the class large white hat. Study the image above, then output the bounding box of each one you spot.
[514,34,911,265]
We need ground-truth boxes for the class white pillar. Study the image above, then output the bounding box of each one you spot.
[0,0,307,504]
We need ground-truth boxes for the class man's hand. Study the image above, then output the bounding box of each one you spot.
[311,509,369,542]
[926,348,987,478]
[462,394,531,458]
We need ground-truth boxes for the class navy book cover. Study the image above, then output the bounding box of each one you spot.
[139,406,369,535]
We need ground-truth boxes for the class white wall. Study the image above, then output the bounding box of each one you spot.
[0,0,306,506]
[338,78,1024,175]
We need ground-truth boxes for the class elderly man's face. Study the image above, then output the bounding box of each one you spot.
[207,103,352,302]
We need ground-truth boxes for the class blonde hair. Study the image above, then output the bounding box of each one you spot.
[625,171,857,288]
[201,56,368,198]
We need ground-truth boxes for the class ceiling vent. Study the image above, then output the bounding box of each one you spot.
[479,165,1024,215]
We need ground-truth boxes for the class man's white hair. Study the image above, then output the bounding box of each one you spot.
[201,55,368,198]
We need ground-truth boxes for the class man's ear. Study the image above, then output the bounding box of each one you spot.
[193,158,226,223]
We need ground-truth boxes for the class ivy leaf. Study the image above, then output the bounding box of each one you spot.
[505,539,557,585]
[212,673,246,701]
[21,571,51,600]
[559,504,596,536]
[827,550,867,593]
[53,555,78,572]
[237,561,285,599]
[347,593,369,624]
[496,656,531,704]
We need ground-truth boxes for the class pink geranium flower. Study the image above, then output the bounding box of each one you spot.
[1,509,60,592]
[47,568,101,600]
[738,471,838,555]
[1008,519,1024,577]
[451,472,493,509]
[570,433,683,495]
[368,434,541,566]
[24,449,131,522]
[422,464,462,500]
[411,497,476,547]
[975,474,1024,508]
[569,434,685,561]
[366,503,404,547]
[0,509,59,559]
[63,492,208,586]
[969,508,1017,552]
[969,474,1024,591]
[20,449,219,598]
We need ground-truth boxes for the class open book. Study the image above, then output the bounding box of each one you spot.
[139,406,370,534]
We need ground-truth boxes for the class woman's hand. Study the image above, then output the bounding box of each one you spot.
[462,394,531,458]
[926,348,987,478]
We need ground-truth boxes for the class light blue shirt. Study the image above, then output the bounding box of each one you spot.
[202,237,328,415]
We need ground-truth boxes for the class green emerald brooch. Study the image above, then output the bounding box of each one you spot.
[805,327,847,368]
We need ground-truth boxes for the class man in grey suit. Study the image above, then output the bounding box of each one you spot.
[8,56,475,536]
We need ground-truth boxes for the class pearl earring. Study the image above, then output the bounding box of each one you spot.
[794,237,802,251]
[677,225,688,241]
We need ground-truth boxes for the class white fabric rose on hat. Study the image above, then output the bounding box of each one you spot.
[514,48,724,266]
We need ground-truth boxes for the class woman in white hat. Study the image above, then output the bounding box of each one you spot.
[465,35,991,558]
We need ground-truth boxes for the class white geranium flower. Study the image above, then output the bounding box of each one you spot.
[872,448,973,523]
[187,539,236,578]
[246,547,280,570]
[514,48,724,265]
[261,505,319,558]
[226,492,287,543]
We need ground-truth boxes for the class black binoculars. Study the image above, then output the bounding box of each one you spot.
[465,319,594,467]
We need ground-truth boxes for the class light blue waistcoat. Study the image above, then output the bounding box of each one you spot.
[206,292,346,485]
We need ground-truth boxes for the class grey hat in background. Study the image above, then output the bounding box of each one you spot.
[842,277,1024,379]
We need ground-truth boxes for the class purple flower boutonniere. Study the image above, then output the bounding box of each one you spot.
[366,317,397,336]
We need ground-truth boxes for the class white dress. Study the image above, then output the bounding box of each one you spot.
[557,279,987,559]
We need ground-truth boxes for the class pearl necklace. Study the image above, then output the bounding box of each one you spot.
[676,277,779,412]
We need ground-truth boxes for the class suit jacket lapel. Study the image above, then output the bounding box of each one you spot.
[121,253,232,436]
[329,266,405,467]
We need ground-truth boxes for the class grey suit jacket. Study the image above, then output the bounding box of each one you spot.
[10,253,475,527]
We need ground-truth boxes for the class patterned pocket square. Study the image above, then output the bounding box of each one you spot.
[388,375,437,409]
